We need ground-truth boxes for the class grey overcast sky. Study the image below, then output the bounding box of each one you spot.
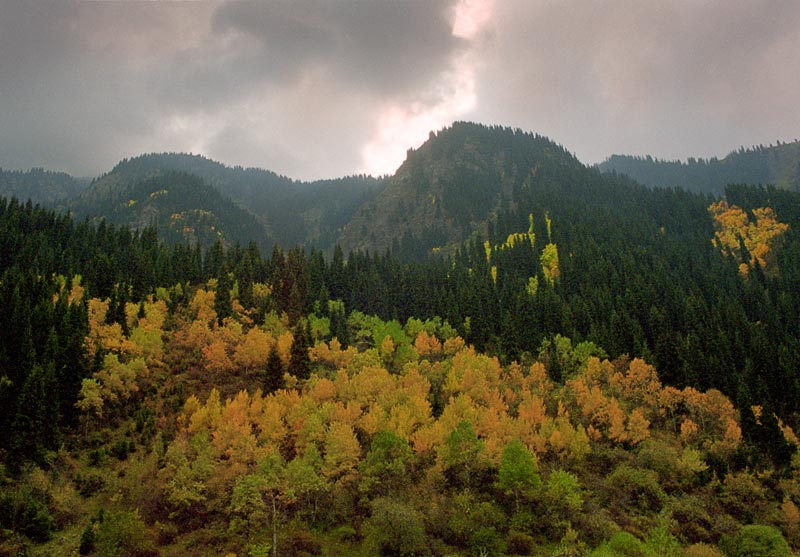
[1,1,799,180]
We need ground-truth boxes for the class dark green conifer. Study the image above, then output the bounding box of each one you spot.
[289,321,311,380]
[263,345,284,393]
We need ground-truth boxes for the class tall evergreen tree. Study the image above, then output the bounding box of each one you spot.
[9,363,60,468]
[214,269,233,326]
[263,345,284,393]
[289,321,311,380]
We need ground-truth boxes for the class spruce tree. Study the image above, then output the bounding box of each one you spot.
[288,321,311,380]
[214,270,232,326]
[263,345,284,393]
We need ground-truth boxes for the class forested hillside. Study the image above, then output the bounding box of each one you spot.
[338,122,581,256]
[74,153,385,250]
[1,182,799,556]
[70,171,273,250]
[0,168,87,207]
[598,140,800,194]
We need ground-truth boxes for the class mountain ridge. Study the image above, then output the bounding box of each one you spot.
[598,139,800,194]
[0,167,88,207]
[338,121,586,256]
[4,122,800,255]
[70,170,273,249]
[75,152,385,249]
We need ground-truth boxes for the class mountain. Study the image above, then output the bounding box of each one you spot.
[338,121,601,256]
[70,171,272,249]
[0,167,88,206]
[598,140,800,194]
[78,153,385,249]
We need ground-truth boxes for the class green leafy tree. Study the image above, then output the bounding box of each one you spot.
[159,431,216,518]
[497,438,541,512]
[545,469,584,534]
[285,445,327,523]
[359,430,414,498]
[440,420,485,489]
[229,474,271,545]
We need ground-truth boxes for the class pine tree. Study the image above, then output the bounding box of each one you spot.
[107,285,129,336]
[9,363,60,467]
[215,269,233,326]
[289,322,311,380]
[263,345,285,393]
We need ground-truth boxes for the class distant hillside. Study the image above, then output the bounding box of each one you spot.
[0,167,87,206]
[71,171,272,249]
[82,153,385,249]
[598,140,800,194]
[338,122,587,256]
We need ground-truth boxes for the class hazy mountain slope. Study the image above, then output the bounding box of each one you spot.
[71,171,272,248]
[598,140,800,194]
[0,167,88,206]
[78,153,385,249]
[337,121,592,256]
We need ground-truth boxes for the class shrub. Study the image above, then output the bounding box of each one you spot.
[329,524,358,542]
[605,465,666,515]
[364,497,428,557]
[95,508,155,557]
[0,489,55,543]
[684,544,724,557]
[669,496,714,544]
[720,525,792,557]
[506,530,535,555]
[73,471,105,497]
[79,522,96,555]
[286,527,322,556]
[590,532,653,557]
[719,471,770,524]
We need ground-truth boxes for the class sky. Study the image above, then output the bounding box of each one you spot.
[1,0,799,181]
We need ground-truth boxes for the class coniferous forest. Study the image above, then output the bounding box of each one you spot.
[1,123,800,556]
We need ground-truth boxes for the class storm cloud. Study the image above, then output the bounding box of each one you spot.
[1,1,798,180]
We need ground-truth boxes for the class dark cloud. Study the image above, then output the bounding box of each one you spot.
[0,1,798,180]
[0,1,210,175]
[0,0,463,178]
[470,1,800,163]
[211,1,460,95]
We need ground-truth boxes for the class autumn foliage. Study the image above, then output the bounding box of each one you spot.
[709,200,789,276]
[72,290,793,556]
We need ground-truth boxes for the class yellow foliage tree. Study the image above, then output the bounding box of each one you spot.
[541,243,560,286]
[234,327,273,373]
[709,200,788,276]
[322,422,361,485]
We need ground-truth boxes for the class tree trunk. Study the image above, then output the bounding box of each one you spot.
[272,495,278,557]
